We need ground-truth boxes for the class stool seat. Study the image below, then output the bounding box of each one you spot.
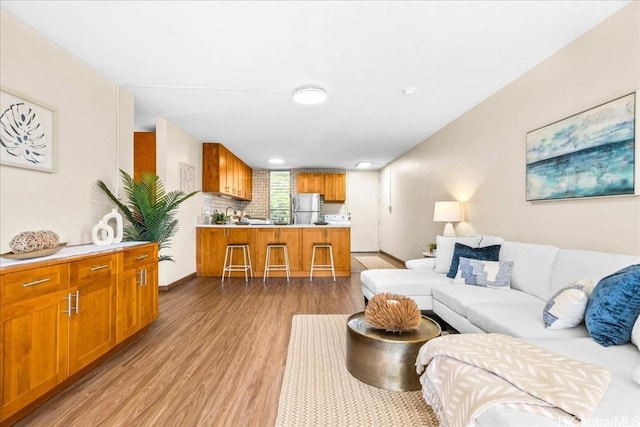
[310,242,336,282]
[222,243,253,283]
[264,243,290,282]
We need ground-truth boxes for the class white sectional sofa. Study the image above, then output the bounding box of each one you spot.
[360,236,640,426]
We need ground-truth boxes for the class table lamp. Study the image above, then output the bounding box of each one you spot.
[433,201,464,237]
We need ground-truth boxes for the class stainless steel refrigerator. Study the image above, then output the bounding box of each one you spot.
[291,193,320,224]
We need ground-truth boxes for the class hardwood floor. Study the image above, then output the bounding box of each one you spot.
[14,255,394,427]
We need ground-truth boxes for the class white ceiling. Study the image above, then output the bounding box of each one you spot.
[1,1,630,170]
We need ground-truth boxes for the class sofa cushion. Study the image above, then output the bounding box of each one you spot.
[467,302,591,339]
[543,281,592,330]
[360,269,452,297]
[549,249,640,297]
[405,258,436,270]
[434,235,482,273]
[432,284,540,318]
[456,257,513,289]
[499,241,558,301]
[447,243,501,278]
[585,264,640,347]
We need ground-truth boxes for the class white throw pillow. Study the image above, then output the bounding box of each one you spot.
[632,315,640,351]
[434,235,481,273]
[543,279,593,330]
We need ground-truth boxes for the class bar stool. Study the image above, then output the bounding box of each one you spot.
[263,243,290,282]
[222,243,253,283]
[310,242,336,282]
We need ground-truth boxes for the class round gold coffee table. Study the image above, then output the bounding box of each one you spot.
[345,311,441,391]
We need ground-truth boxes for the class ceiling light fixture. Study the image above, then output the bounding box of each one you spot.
[356,161,373,169]
[403,87,417,96]
[293,87,327,105]
[269,158,285,165]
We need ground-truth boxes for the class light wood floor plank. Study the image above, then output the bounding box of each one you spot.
[14,258,380,426]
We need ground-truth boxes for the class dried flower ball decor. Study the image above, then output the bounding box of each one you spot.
[9,230,59,253]
[364,293,422,333]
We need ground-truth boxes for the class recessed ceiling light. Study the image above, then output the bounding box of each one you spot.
[269,158,285,165]
[356,161,372,169]
[293,87,327,105]
[403,87,417,96]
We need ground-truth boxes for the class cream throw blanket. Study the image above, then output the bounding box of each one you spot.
[416,334,610,427]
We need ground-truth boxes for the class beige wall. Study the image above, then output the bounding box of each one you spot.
[155,118,203,287]
[380,3,640,261]
[0,10,134,252]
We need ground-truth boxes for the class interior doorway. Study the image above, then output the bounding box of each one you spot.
[347,171,379,252]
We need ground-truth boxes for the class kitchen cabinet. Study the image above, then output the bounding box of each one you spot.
[196,227,254,277]
[297,172,346,203]
[117,244,159,343]
[68,254,117,375]
[297,173,324,194]
[202,143,252,201]
[253,227,302,276]
[324,173,346,202]
[0,243,158,424]
[302,227,351,276]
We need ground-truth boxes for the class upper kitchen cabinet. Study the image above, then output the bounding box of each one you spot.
[202,143,252,201]
[297,172,346,203]
[324,173,346,202]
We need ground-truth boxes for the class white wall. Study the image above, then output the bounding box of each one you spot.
[155,118,203,287]
[0,10,134,252]
[380,3,640,261]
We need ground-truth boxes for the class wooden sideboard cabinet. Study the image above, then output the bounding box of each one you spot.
[0,242,158,424]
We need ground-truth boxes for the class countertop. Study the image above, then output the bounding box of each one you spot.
[196,223,350,228]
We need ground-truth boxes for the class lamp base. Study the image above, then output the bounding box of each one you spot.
[443,223,456,237]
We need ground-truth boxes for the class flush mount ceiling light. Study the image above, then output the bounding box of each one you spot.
[269,158,285,165]
[403,87,417,96]
[356,161,373,169]
[293,87,327,105]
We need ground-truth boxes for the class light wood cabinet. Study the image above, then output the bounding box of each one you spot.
[117,244,159,343]
[297,172,346,203]
[302,227,351,276]
[0,243,158,424]
[253,227,302,276]
[202,143,252,201]
[196,227,254,277]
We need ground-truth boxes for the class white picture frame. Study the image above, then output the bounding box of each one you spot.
[0,88,55,173]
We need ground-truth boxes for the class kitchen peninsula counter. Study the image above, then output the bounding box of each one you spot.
[196,224,350,278]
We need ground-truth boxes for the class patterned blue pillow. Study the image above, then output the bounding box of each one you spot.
[447,243,501,278]
[585,264,640,347]
[457,257,513,289]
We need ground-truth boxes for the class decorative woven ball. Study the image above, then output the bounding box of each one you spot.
[364,293,421,333]
[9,230,59,253]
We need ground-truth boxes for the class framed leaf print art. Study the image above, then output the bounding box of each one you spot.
[526,93,636,201]
[0,89,55,172]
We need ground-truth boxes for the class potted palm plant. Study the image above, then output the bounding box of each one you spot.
[96,169,198,262]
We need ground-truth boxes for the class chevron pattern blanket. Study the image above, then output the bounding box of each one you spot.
[416,334,610,427]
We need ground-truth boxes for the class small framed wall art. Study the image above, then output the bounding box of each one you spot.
[526,92,636,201]
[0,88,55,173]
[180,162,195,193]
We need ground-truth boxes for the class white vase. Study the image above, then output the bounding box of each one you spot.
[92,220,114,246]
[102,208,123,243]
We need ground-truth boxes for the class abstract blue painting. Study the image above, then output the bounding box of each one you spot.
[526,93,636,201]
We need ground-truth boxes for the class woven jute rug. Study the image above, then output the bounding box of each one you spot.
[354,255,398,270]
[275,314,438,426]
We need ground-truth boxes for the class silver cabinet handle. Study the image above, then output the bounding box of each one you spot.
[63,290,80,316]
[74,290,80,314]
[23,278,50,288]
[136,254,149,260]
[90,264,108,271]
[143,268,148,286]
[64,292,72,317]
[137,270,143,286]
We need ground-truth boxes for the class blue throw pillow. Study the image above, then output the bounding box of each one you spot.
[446,243,501,278]
[585,264,640,347]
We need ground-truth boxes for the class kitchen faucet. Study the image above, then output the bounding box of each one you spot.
[226,206,236,217]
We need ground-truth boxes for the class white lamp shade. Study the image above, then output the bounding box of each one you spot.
[433,201,464,222]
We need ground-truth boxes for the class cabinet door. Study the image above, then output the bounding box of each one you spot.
[117,262,140,343]
[226,228,255,277]
[1,264,70,420]
[325,173,346,202]
[279,228,303,273]
[219,145,230,195]
[244,165,253,201]
[297,173,324,194]
[139,261,158,328]
[302,228,328,272]
[196,228,228,277]
[253,228,278,274]
[327,228,351,272]
[202,143,221,193]
[68,255,117,375]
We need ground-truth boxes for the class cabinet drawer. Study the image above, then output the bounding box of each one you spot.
[123,245,157,270]
[70,254,116,285]
[1,264,69,306]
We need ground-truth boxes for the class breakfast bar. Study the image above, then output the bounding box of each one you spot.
[196,224,351,278]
